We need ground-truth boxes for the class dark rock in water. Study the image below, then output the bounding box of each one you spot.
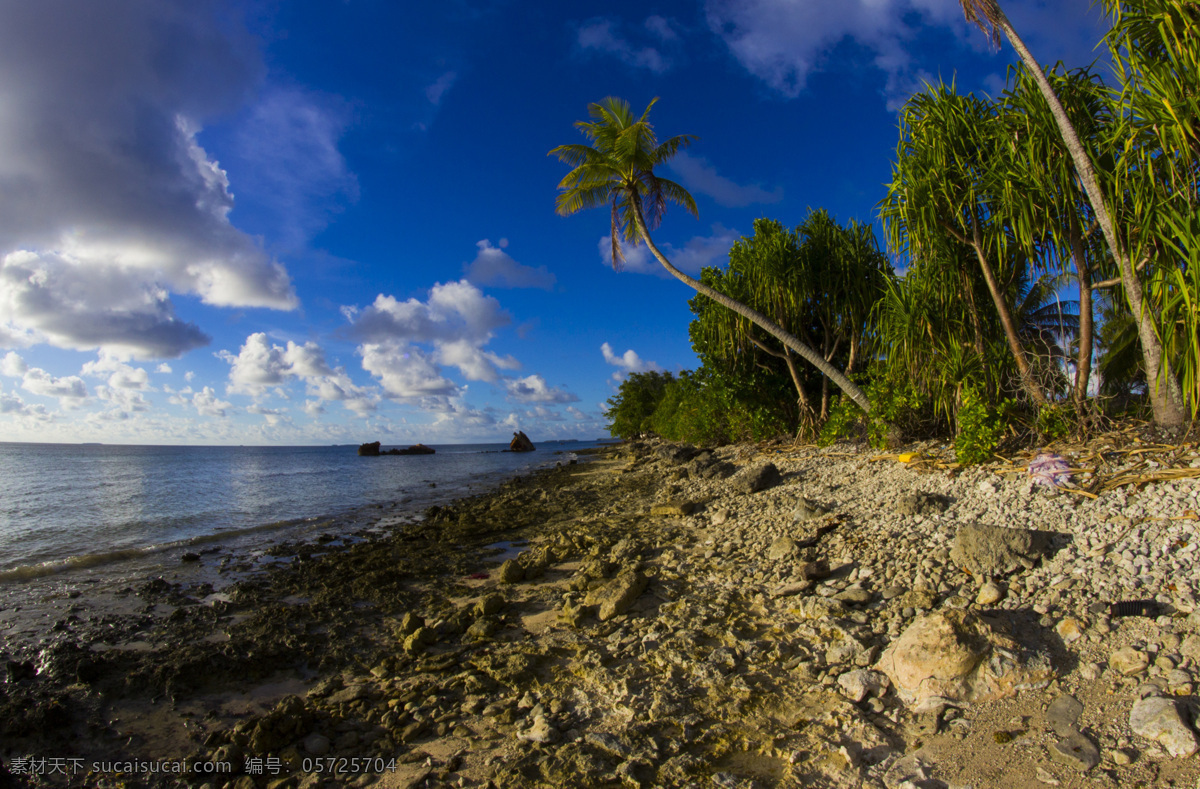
[360,441,435,456]
[510,431,535,452]
[357,441,381,456]
[137,577,174,598]
[181,552,201,563]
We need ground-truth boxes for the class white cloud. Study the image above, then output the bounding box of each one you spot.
[193,386,232,418]
[666,152,783,207]
[360,343,459,401]
[0,2,300,360]
[464,239,556,290]
[156,363,173,374]
[94,384,150,414]
[0,386,50,420]
[600,224,739,277]
[601,343,659,373]
[425,71,458,105]
[505,374,579,404]
[1,352,27,377]
[576,18,673,73]
[566,405,588,421]
[21,367,88,405]
[80,355,150,390]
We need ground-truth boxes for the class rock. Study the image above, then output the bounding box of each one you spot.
[793,497,830,521]
[837,669,890,703]
[357,441,381,456]
[1110,646,1150,676]
[896,492,950,517]
[303,734,330,756]
[835,586,873,606]
[181,552,201,563]
[949,523,1051,576]
[497,559,524,584]
[876,610,1054,707]
[403,627,433,654]
[1181,634,1200,662]
[587,570,647,621]
[790,597,847,621]
[1051,731,1100,772]
[519,715,559,744]
[1129,696,1200,757]
[509,431,535,452]
[396,612,423,636]
[735,462,783,494]
[1044,694,1084,736]
[474,593,506,617]
[976,581,1004,606]
[1055,617,1085,644]
[768,537,798,560]
[650,500,696,517]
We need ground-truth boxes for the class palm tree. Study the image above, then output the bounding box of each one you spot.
[549,97,874,414]
[959,0,1187,425]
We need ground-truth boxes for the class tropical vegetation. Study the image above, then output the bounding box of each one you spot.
[560,0,1199,458]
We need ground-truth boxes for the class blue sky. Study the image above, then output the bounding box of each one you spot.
[0,0,1111,445]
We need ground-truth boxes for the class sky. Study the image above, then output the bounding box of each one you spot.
[0,0,1113,445]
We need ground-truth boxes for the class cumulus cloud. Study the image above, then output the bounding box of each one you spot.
[505,374,579,404]
[21,367,88,405]
[576,18,674,73]
[349,280,520,392]
[666,152,783,207]
[0,1,300,360]
[425,71,458,105]
[80,355,151,390]
[218,332,376,415]
[601,343,659,374]
[156,363,172,374]
[193,386,232,418]
[1,352,27,377]
[600,224,739,277]
[0,386,50,420]
[464,240,556,290]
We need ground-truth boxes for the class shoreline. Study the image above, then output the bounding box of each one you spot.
[2,436,1200,788]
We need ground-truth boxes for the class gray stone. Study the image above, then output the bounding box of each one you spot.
[519,715,559,744]
[1129,696,1200,757]
[768,536,798,560]
[949,523,1050,576]
[1111,646,1150,676]
[835,586,873,606]
[837,669,889,703]
[976,581,1004,606]
[793,497,830,521]
[896,492,949,517]
[1051,731,1100,771]
[735,462,783,494]
[1045,694,1084,736]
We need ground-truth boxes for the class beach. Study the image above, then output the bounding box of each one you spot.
[4,433,1200,788]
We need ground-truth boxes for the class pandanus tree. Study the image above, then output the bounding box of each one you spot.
[999,65,1115,410]
[958,0,1188,425]
[880,84,1050,406]
[548,97,874,415]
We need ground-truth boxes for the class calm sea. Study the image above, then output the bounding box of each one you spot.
[0,440,612,584]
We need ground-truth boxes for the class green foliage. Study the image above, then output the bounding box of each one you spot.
[1036,404,1076,441]
[604,371,675,439]
[649,369,791,445]
[818,395,863,446]
[865,376,927,450]
[954,386,1008,465]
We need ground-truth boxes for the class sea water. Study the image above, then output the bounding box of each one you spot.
[0,440,611,584]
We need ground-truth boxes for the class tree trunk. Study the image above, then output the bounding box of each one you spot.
[629,196,874,414]
[960,261,985,355]
[1069,227,1093,409]
[996,9,1186,426]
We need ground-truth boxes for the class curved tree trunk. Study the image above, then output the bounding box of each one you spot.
[1069,228,1094,409]
[996,9,1187,426]
[628,199,873,414]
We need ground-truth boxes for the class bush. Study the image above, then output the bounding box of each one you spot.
[954,386,1008,465]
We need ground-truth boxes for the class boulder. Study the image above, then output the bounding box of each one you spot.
[1130,695,1199,757]
[949,523,1051,576]
[357,441,381,456]
[876,610,1053,707]
[586,570,647,621]
[509,431,535,452]
[735,462,783,494]
[837,669,890,703]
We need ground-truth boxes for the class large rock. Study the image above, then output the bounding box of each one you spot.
[586,570,647,621]
[734,462,783,494]
[876,610,1054,707]
[1130,695,1199,757]
[949,523,1051,576]
[509,431,535,452]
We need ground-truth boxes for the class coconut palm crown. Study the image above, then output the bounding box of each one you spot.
[549,96,697,270]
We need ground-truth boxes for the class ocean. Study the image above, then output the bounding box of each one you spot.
[0,439,612,587]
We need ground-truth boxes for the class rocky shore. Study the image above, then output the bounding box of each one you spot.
[4,433,1200,788]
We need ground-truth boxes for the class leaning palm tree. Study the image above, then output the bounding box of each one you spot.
[959,0,1187,425]
[549,97,873,414]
